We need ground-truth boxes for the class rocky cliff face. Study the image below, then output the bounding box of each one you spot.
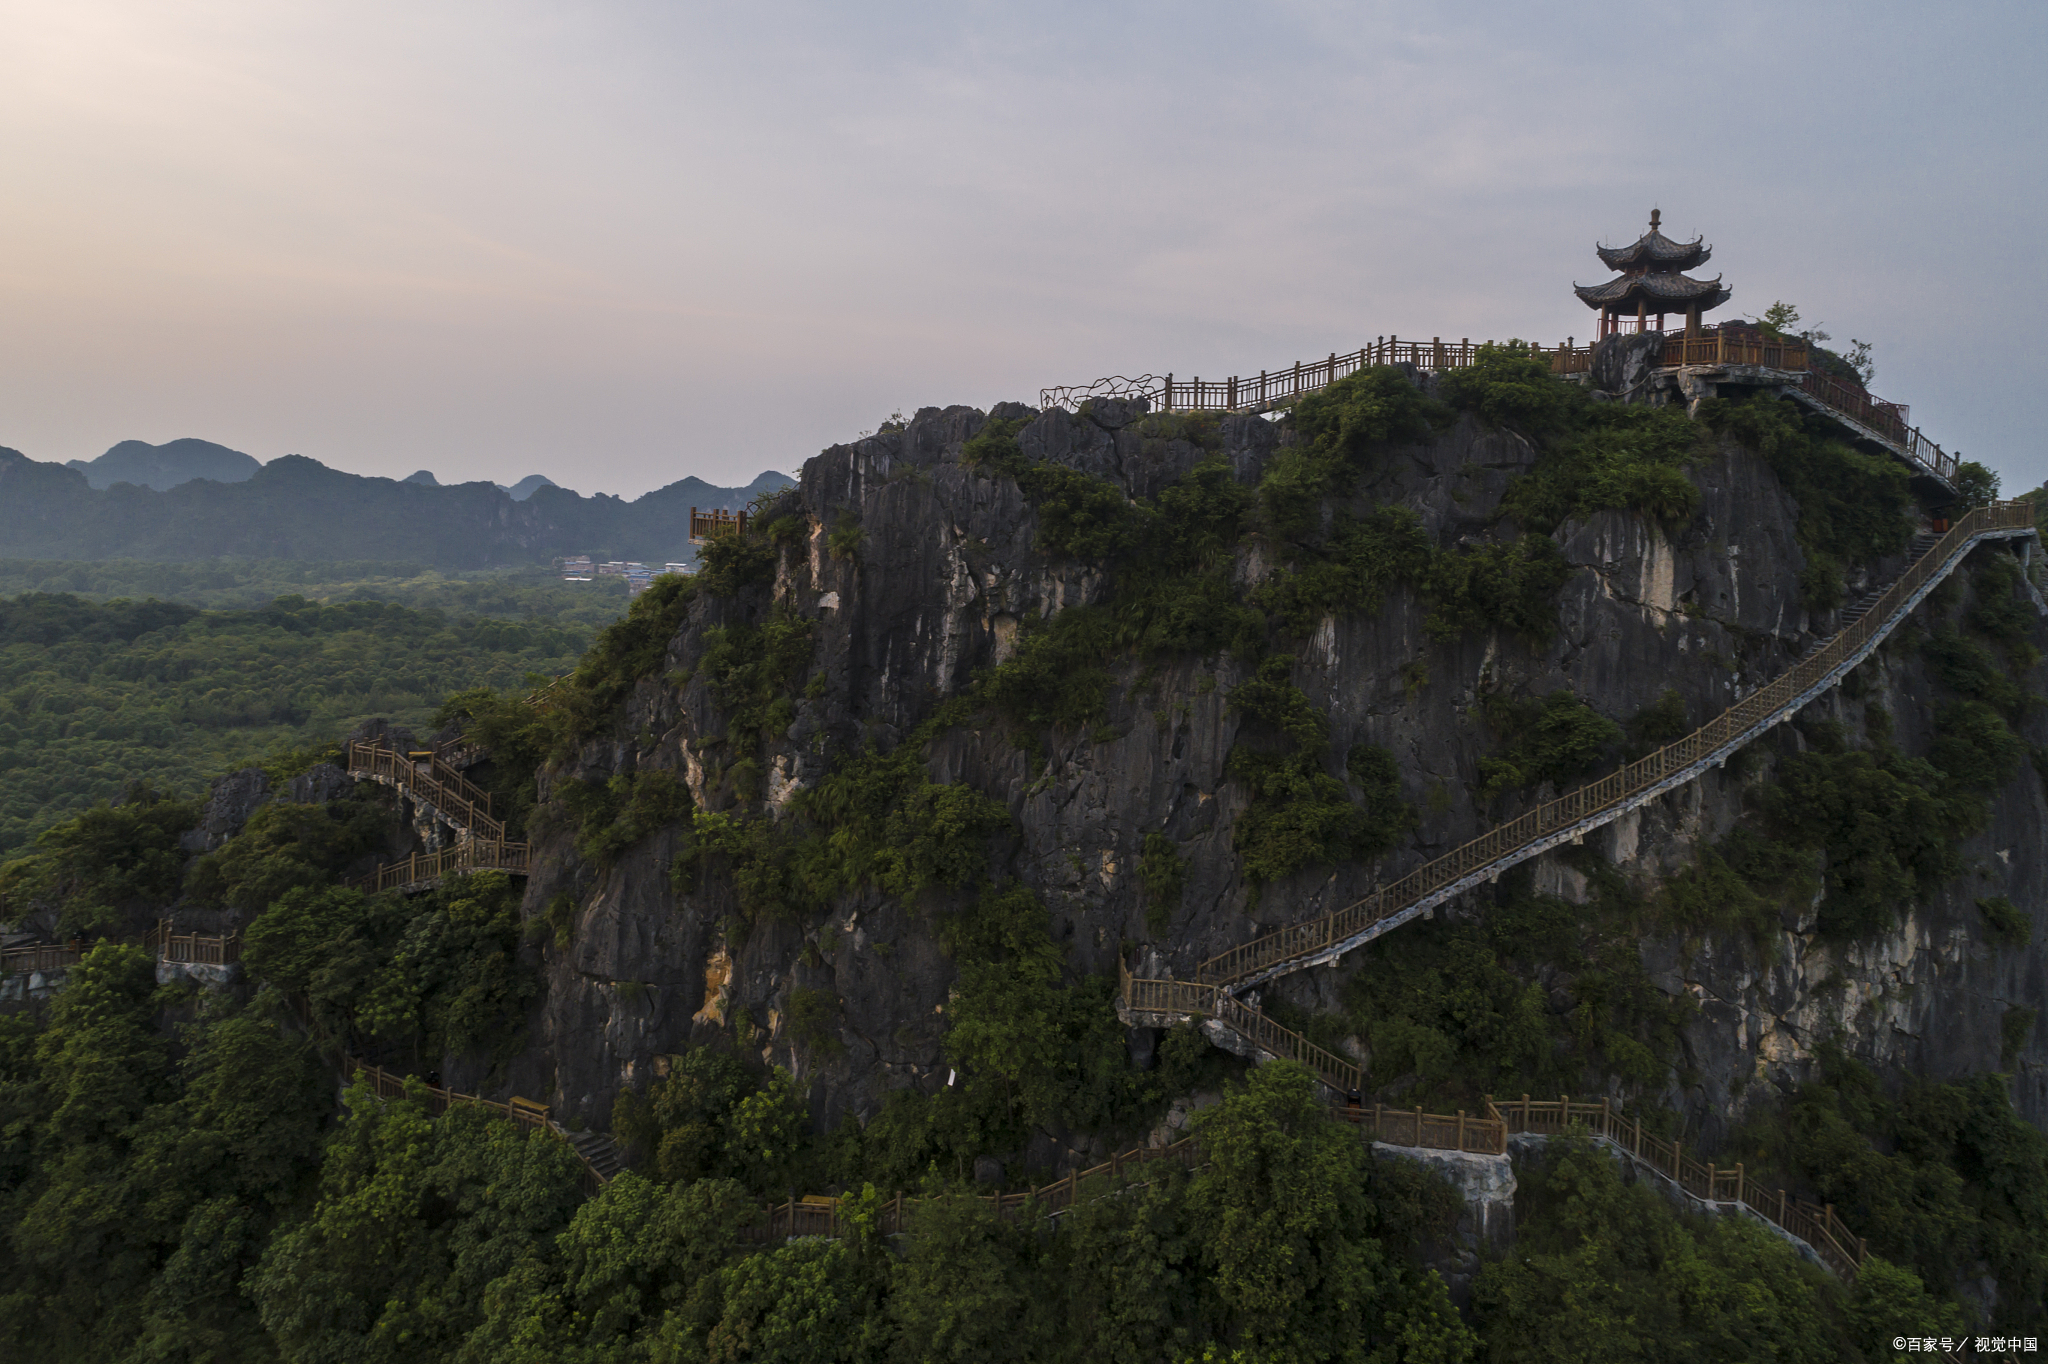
[487,380,2048,1154]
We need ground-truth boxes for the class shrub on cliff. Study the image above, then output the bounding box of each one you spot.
[1476,688,1623,799]
[1262,364,1446,539]
[1438,340,1577,439]
[1224,657,1414,882]
[1498,402,1705,534]
[1697,394,1912,611]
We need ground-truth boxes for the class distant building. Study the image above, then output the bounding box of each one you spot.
[665,562,693,576]
[557,554,594,581]
[598,561,626,577]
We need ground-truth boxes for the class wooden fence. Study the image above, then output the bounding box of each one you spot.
[1192,500,2037,990]
[339,1056,604,1190]
[1798,370,1958,481]
[351,839,533,894]
[1039,327,1969,488]
[0,942,82,975]
[1658,331,1810,370]
[1119,961,1507,1152]
[1493,1095,1866,1278]
[690,507,749,542]
[346,741,505,842]
[143,920,241,965]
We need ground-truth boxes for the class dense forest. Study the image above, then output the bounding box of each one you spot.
[0,578,610,854]
[4,350,2046,1360]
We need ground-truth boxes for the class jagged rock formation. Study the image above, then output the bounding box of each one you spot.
[490,387,2048,1155]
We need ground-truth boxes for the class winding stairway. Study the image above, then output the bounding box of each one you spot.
[346,740,532,893]
[1120,501,2039,1085]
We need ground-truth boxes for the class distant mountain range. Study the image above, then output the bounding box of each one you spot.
[1,443,794,567]
[404,469,558,501]
[67,438,262,490]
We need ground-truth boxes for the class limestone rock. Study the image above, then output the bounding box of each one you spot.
[179,768,270,853]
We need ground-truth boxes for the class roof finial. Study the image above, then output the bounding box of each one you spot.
[1649,207,1661,233]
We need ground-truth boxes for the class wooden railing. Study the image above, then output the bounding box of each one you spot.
[1339,1100,1506,1155]
[1493,1095,1866,1278]
[1797,370,1958,481]
[1191,501,2037,991]
[342,1057,604,1194]
[1039,327,1970,487]
[0,942,81,975]
[1110,974,1870,1278]
[144,920,241,965]
[689,507,749,542]
[1120,961,1506,1152]
[4,924,239,975]
[346,741,506,842]
[1659,331,1809,370]
[741,1134,1204,1243]
[1042,337,1599,415]
[350,839,533,894]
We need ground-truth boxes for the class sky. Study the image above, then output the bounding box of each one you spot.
[0,0,2042,499]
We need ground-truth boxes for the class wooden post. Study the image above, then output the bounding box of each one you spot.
[1522,1093,1530,1127]
[1163,374,1172,409]
[1456,1110,1466,1151]
[1602,1096,1610,1136]
[1415,1104,1423,1146]
[1735,1162,1744,1206]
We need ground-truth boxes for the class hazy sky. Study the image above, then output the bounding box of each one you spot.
[1,0,2041,498]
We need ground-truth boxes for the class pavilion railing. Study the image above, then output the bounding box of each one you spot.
[1659,331,1809,370]
[1189,500,2036,992]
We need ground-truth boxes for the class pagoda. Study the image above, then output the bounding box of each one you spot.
[1574,210,1731,338]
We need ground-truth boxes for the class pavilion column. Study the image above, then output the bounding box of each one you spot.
[1636,297,1646,331]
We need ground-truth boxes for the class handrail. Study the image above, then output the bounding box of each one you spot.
[143,919,241,965]
[1491,1094,1867,1279]
[346,741,506,842]
[3,923,240,977]
[1040,328,1957,486]
[0,942,83,975]
[1116,967,1867,1278]
[689,507,749,543]
[1192,501,2037,992]
[1039,336,1604,414]
[349,839,533,894]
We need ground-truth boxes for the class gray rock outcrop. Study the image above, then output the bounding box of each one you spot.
[494,393,2048,1160]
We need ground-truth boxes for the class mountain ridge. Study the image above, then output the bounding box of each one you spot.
[0,446,793,566]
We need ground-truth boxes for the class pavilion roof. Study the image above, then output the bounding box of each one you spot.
[1573,272,1731,311]
[1596,229,1713,272]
